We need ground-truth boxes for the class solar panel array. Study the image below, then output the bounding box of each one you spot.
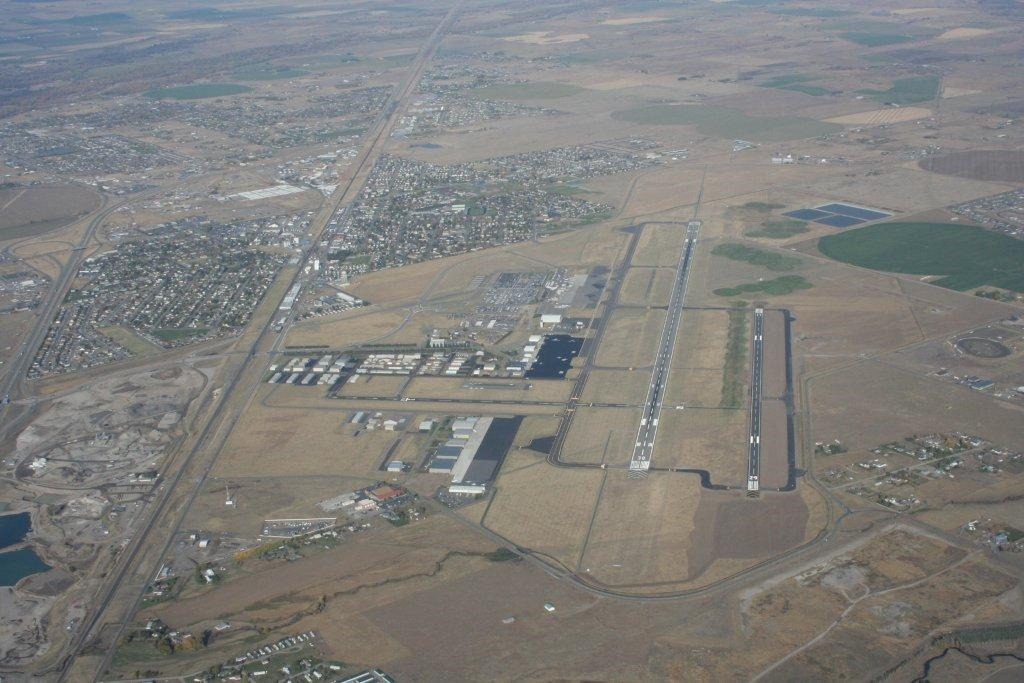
[783,203,892,228]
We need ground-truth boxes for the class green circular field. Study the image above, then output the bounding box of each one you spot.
[818,222,1024,292]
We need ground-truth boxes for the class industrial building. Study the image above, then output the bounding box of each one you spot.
[426,416,523,496]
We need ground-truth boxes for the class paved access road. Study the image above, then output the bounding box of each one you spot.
[628,220,700,478]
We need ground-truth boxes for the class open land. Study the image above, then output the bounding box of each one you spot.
[2,0,1024,680]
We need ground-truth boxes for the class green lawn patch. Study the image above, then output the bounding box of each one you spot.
[544,182,595,196]
[818,222,1024,292]
[611,104,841,142]
[145,83,252,100]
[470,82,584,100]
[856,76,940,105]
[712,243,800,271]
[715,276,813,297]
[151,328,209,342]
[746,219,809,239]
[99,326,161,355]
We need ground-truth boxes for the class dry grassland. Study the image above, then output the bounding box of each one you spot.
[594,307,666,367]
[665,308,732,406]
[366,560,601,680]
[763,309,788,398]
[631,223,685,267]
[758,400,790,489]
[763,557,1015,681]
[685,489,812,586]
[937,27,996,40]
[600,16,668,26]
[138,516,495,671]
[579,368,652,404]
[329,397,558,415]
[512,414,562,449]
[336,374,407,398]
[559,406,642,466]
[579,471,702,587]
[654,408,748,485]
[285,308,410,348]
[721,528,994,680]
[404,376,572,402]
[504,32,589,44]
[810,361,1024,453]
[665,367,726,408]
[214,389,400,478]
[185,475,374,536]
[484,448,604,566]
[804,166,1013,213]
[615,166,706,220]
[618,266,675,306]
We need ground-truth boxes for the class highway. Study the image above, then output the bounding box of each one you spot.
[627,219,700,478]
[0,191,159,443]
[746,307,764,494]
[50,5,463,681]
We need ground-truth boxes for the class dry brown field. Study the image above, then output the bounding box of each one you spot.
[653,407,749,485]
[618,266,675,306]
[285,308,411,348]
[558,406,642,466]
[630,223,686,267]
[594,307,666,368]
[405,376,573,402]
[483,448,604,568]
[579,368,654,404]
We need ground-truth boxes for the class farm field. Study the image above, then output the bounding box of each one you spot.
[818,222,1024,291]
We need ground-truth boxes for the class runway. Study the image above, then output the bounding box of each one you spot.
[628,220,701,478]
[746,307,764,494]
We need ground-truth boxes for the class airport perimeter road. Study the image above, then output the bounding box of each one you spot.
[628,220,700,478]
[746,307,765,494]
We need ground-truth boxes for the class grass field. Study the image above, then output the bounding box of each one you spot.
[711,243,800,271]
[144,83,253,99]
[469,82,584,100]
[714,275,813,298]
[857,76,940,105]
[98,325,161,356]
[721,309,748,408]
[232,66,309,81]
[818,222,1024,291]
[610,104,842,142]
[746,219,809,239]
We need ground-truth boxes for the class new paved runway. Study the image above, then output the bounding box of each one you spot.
[628,220,701,478]
[746,307,764,494]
